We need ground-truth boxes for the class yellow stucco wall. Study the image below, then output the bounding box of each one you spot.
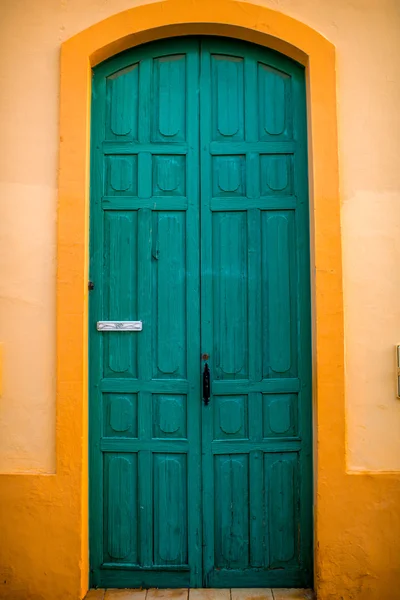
[0,0,399,599]
[1,0,399,477]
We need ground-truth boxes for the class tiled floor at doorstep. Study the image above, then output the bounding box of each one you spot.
[85,588,315,600]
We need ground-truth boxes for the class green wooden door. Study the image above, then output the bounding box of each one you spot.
[89,37,312,590]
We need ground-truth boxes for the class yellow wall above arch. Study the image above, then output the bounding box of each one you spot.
[0,1,399,599]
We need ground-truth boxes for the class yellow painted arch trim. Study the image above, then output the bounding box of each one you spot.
[58,1,344,597]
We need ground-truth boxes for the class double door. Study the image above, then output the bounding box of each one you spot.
[89,37,312,589]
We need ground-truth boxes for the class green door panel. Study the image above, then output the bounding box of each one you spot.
[89,37,312,590]
[90,38,202,589]
[199,38,311,588]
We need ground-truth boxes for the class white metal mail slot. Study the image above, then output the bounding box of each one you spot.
[97,321,142,332]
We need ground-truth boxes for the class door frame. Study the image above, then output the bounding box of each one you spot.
[57,2,343,597]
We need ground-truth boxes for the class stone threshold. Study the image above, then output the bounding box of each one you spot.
[85,588,315,600]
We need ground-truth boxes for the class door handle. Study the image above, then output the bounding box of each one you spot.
[203,362,211,405]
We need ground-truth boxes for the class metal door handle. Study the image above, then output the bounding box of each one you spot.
[203,362,211,405]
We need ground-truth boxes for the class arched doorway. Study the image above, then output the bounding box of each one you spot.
[89,36,312,589]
